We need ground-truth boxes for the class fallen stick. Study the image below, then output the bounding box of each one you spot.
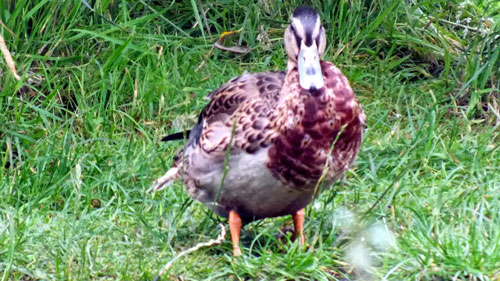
[0,33,20,80]
[153,223,226,281]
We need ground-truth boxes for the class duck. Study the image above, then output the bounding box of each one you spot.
[150,6,365,256]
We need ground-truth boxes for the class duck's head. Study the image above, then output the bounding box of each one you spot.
[284,6,326,91]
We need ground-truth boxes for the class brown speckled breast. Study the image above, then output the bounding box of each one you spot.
[267,61,365,188]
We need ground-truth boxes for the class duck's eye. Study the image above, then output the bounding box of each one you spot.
[290,25,295,32]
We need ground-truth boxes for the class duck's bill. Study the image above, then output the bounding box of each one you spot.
[298,41,324,91]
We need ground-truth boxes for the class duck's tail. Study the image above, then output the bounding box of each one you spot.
[148,166,180,193]
[161,131,190,142]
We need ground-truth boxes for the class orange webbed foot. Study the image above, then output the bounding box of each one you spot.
[292,208,306,246]
[229,210,243,256]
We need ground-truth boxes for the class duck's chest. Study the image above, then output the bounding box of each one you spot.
[267,87,364,188]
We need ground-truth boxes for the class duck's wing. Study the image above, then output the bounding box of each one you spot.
[193,71,285,157]
[149,71,285,192]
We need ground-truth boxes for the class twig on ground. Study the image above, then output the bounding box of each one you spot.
[0,19,16,37]
[213,30,251,54]
[0,33,21,80]
[437,18,488,34]
[153,223,226,281]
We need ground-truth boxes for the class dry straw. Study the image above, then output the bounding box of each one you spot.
[153,223,226,281]
[0,31,20,81]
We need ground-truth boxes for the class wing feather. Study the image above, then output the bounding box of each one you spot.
[195,72,285,157]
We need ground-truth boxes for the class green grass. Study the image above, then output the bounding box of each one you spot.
[1,0,499,280]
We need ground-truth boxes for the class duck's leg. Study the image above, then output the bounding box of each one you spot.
[292,208,306,245]
[229,210,243,256]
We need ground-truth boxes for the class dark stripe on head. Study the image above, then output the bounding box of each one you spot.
[290,24,302,49]
[315,27,323,48]
[292,6,318,18]
[292,6,319,47]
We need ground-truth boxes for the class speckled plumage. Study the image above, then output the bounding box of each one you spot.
[151,8,366,253]
[151,60,365,221]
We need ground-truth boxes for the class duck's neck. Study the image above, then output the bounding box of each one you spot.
[286,59,297,75]
[275,62,313,134]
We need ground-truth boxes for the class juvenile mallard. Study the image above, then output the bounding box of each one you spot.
[150,6,365,256]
